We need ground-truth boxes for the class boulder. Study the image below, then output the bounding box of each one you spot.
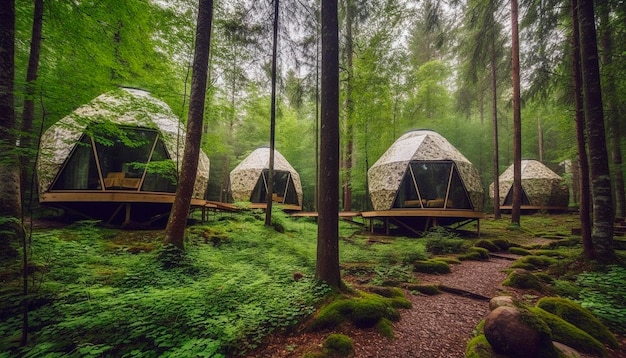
[484,306,556,358]
[489,296,516,311]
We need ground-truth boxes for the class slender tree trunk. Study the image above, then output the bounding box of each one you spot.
[341,0,354,212]
[510,0,522,225]
[20,0,43,200]
[598,2,625,219]
[316,0,341,289]
[490,42,501,219]
[0,0,22,226]
[164,0,213,250]
[578,0,615,262]
[265,0,279,226]
[571,0,593,258]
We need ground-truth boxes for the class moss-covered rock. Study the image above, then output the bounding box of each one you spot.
[458,251,484,261]
[413,259,451,274]
[517,255,557,269]
[536,297,619,348]
[503,269,545,292]
[376,318,395,338]
[509,247,532,256]
[491,239,511,251]
[474,239,500,252]
[470,246,490,259]
[465,334,496,358]
[323,334,354,357]
[529,307,607,356]
[310,292,406,330]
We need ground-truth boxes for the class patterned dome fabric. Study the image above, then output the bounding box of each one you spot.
[368,130,484,211]
[229,147,303,206]
[489,160,568,207]
[37,88,210,198]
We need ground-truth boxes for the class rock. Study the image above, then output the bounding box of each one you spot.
[553,342,584,358]
[484,306,556,358]
[489,296,516,310]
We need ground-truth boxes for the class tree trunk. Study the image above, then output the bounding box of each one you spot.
[164,0,213,250]
[20,0,43,198]
[0,0,22,224]
[316,0,341,289]
[341,0,354,212]
[571,0,593,258]
[265,0,279,226]
[510,0,522,225]
[490,41,501,219]
[578,0,615,262]
[598,2,625,219]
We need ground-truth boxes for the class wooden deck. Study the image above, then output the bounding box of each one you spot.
[361,209,483,236]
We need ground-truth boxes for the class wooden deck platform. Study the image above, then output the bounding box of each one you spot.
[361,209,483,236]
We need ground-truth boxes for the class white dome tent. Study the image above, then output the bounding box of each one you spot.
[37,88,212,226]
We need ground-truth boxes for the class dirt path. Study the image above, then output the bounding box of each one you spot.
[252,258,517,357]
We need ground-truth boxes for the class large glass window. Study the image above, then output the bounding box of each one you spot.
[50,126,176,192]
[250,169,299,205]
[393,161,472,209]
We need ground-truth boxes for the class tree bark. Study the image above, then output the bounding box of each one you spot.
[316,0,341,289]
[598,2,625,220]
[20,0,43,196]
[341,0,354,212]
[265,0,279,226]
[578,0,615,262]
[571,0,593,258]
[0,0,22,222]
[490,40,501,219]
[164,0,213,250]
[510,0,522,225]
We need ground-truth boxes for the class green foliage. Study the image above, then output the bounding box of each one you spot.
[323,334,354,356]
[573,266,626,334]
[529,307,607,356]
[371,265,415,286]
[536,297,619,347]
[425,238,466,255]
[511,255,557,270]
[413,259,451,274]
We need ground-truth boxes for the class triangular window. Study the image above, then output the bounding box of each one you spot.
[250,169,299,205]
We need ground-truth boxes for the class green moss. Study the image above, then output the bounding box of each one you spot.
[458,251,483,261]
[509,247,531,256]
[529,307,607,356]
[474,240,499,252]
[405,284,441,295]
[310,292,404,330]
[470,247,490,259]
[491,239,511,251]
[323,334,353,356]
[534,272,554,284]
[363,285,404,298]
[511,262,539,270]
[518,255,557,268]
[376,318,395,338]
[465,334,495,358]
[425,238,466,255]
[413,259,451,274]
[537,297,619,348]
[432,256,461,264]
[503,269,545,292]
[518,308,559,358]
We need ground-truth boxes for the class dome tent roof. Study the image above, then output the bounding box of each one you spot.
[230,147,303,206]
[489,160,568,207]
[37,88,210,198]
[367,130,484,211]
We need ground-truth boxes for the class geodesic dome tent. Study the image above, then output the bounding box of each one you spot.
[37,88,211,225]
[490,160,568,208]
[230,147,302,209]
[367,130,484,212]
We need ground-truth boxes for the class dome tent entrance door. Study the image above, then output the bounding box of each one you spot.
[250,169,299,205]
[393,160,473,210]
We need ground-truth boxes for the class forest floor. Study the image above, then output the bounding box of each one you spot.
[250,215,626,358]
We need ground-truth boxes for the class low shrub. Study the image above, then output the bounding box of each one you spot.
[413,259,451,274]
[474,240,499,252]
[425,238,466,255]
[536,297,618,348]
[323,334,353,357]
[529,307,606,356]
